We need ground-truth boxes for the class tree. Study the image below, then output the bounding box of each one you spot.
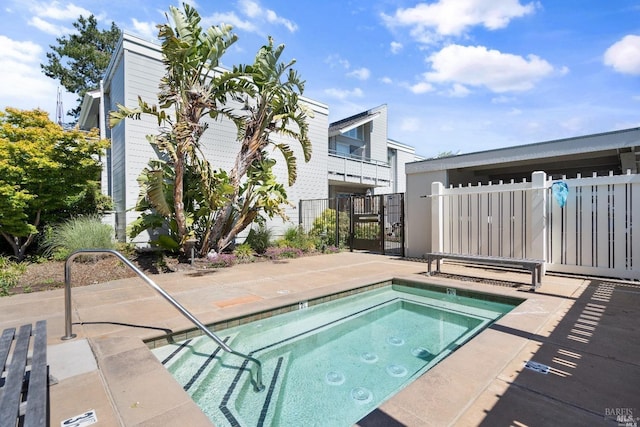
[111,4,312,256]
[0,108,109,260]
[205,37,312,253]
[41,15,120,119]
[110,4,240,254]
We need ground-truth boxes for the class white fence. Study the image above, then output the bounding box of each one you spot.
[431,171,640,280]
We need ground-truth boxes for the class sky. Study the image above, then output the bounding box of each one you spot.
[1,0,639,158]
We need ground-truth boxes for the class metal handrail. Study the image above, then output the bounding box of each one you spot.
[62,249,265,392]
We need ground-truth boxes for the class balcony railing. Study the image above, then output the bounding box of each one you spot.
[328,150,391,186]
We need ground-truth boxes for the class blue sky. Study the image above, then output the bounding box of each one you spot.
[1,0,639,158]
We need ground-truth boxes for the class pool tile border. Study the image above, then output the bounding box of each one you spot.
[144,280,391,349]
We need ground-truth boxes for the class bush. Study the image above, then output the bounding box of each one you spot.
[323,245,341,254]
[0,256,26,296]
[244,225,272,254]
[308,208,350,248]
[265,246,303,260]
[233,243,255,262]
[206,251,237,268]
[275,226,316,252]
[354,223,380,239]
[41,215,115,260]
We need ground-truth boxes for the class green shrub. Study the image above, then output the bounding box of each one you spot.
[276,226,316,252]
[308,208,350,248]
[244,225,272,254]
[233,243,255,262]
[0,256,26,296]
[41,215,115,260]
[354,223,380,239]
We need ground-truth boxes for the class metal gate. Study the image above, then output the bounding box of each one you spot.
[299,193,404,256]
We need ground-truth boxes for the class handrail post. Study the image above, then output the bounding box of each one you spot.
[61,248,265,392]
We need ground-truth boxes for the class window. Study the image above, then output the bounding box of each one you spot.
[344,126,364,141]
[336,143,351,156]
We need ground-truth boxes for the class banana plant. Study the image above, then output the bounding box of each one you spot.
[205,37,313,253]
[110,4,241,254]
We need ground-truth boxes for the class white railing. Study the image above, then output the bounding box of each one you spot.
[328,153,391,186]
[431,171,640,280]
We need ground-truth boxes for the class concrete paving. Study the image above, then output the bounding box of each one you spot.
[1,252,638,426]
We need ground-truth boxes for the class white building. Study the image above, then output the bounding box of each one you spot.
[405,128,640,280]
[328,105,421,198]
[79,32,419,243]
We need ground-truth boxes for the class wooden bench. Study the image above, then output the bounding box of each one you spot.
[425,252,544,290]
[0,320,48,427]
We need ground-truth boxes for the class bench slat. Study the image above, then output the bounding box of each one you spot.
[0,327,15,373]
[24,320,47,427]
[0,324,31,425]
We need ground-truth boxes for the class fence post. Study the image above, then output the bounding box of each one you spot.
[530,171,547,269]
[431,181,444,254]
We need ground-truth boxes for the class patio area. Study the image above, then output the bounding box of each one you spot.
[1,252,638,426]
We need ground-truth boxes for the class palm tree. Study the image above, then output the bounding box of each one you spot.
[205,37,313,253]
[109,4,239,253]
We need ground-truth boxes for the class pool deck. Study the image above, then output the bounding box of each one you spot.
[1,252,638,426]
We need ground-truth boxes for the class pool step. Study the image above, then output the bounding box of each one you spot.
[155,334,238,394]
[223,351,292,427]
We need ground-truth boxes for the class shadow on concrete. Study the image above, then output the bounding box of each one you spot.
[477,279,640,426]
[76,321,173,335]
[356,408,407,427]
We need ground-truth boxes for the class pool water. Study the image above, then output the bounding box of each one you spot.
[152,283,520,426]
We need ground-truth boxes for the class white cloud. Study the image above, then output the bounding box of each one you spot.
[325,54,350,70]
[0,36,59,113]
[382,0,537,42]
[204,11,258,33]
[390,41,403,54]
[604,34,640,75]
[347,67,371,80]
[26,1,91,35]
[28,16,72,35]
[131,18,158,40]
[30,1,91,20]
[238,0,297,32]
[0,35,42,62]
[409,81,434,94]
[380,76,393,84]
[447,83,470,97]
[323,87,364,100]
[425,44,554,92]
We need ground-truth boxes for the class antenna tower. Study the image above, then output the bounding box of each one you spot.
[56,87,64,126]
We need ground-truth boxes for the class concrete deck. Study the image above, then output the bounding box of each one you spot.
[1,252,638,426]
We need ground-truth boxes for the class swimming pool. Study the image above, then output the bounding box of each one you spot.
[152,282,521,426]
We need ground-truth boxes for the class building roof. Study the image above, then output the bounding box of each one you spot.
[329,105,384,137]
[407,127,640,181]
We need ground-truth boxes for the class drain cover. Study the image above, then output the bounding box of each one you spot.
[524,360,550,374]
[351,387,373,404]
[325,371,346,385]
[360,352,378,363]
[387,336,405,346]
[386,364,408,377]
